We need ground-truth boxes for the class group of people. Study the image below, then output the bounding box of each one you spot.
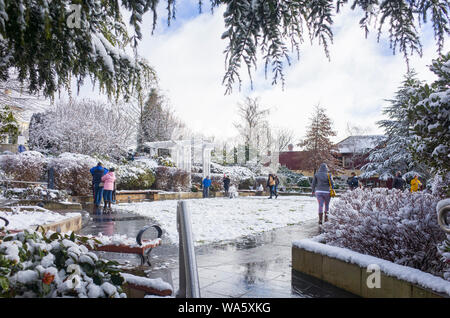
[313,166,425,226]
[90,162,116,213]
[201,174,236,198]
[393,171,423,192]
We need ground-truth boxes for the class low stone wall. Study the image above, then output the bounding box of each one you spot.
[40,214,83,233]
[292,239,450,298]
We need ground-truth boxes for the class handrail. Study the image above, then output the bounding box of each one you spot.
[176,200,201,298]
[437,199,450,234]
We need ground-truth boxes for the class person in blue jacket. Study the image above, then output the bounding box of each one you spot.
[90,162,109,210]
[202,176,212,198]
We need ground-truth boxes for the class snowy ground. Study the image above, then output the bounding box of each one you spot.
[0,210,81,231]
[118,196,319,246]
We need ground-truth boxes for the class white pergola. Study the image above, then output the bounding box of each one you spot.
[144,139,215,181]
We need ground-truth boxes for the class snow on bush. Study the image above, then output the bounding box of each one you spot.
[153,167,189,192]
[0,230,126,298]
[49,153,98,196]
[116,164,155,191]
[439,237,450,281]
[0,151,47,184]
[321,188,447,277]
[431,172,450,198]
[4,186,68,202]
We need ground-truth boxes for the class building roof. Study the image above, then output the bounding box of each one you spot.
[336,135,385,154]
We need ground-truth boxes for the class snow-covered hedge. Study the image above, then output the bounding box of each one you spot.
[0,151,47,184]
[116,165,155,191]
[0,230,126,298]
[439,238,450,281]
[321,188,447,278]
[49,153,99,196]
[154,167,190,192]
[4,186,68,202]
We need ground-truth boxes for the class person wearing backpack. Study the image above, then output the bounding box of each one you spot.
[347,172,359,190]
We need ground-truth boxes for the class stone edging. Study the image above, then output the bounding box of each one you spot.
[39,214,82,234]
[292,238,450,298]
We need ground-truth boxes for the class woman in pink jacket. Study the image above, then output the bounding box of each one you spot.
[101,167,116,213]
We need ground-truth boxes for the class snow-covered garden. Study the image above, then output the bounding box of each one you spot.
[118,196,319,245]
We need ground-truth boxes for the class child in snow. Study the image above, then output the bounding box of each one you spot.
[101,168,116,213]
[410,175,422,192]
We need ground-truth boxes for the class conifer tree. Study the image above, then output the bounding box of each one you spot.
[361,72,430,181]
[408,52,450,176]
[298,104,340,173]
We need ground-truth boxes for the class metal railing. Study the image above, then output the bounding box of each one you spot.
[176,200,201,298]
[437,199,450,234]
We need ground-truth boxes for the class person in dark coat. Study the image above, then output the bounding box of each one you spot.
[90,162,109,210]
[347,172,359,190]
[223,174,231,196]
[392,171,405,190]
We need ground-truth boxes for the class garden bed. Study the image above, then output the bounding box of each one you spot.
[292,238,450,298]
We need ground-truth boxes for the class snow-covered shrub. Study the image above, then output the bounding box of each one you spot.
[321,188,447,277]
[0,151,47,184]
[171,169,190,192]
[4,186,68,202]
[439,237,450,281]
[210,181,222,192]
[431,172,450,198]
[153,166,172,191]
[116,165,155,191]
[153,167,189,192]
[238,177,255,190]
[0,230,126,298]
[49,153,98,196]
[152,156,176,167]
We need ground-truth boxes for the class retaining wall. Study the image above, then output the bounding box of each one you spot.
[292,239,450,298]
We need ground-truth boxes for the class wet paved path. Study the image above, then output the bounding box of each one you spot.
[80,206,356,298]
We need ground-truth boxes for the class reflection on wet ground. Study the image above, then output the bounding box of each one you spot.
[79,206,357,298]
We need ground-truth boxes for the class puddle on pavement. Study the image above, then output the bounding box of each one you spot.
[78,207,354,298]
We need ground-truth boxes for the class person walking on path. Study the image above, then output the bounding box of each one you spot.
[347,172,359,190]
[312,163,335,225]
[202,176,212,198]
[392,171,405,190]
[101,167,116,213]
[90,162,108,211]
[410,175,422,192]
[274,175,280,198]
[223,174,231,197]
[267,174,276,199]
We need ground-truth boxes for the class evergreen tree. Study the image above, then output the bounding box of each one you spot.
[0,1,447,96]
[137,88,181,150]
[298,104,339,173]
[0,0,155,100]
[361,72,430,181]
[0,104,18,142]
[408,52,450,176]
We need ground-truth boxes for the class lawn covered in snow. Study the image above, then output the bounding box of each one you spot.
[118,196,319,245]
[0,210,81,231]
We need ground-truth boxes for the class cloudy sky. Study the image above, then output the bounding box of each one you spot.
[67,1,449,146]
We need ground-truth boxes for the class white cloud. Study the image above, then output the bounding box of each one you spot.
[64,4,449,145]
